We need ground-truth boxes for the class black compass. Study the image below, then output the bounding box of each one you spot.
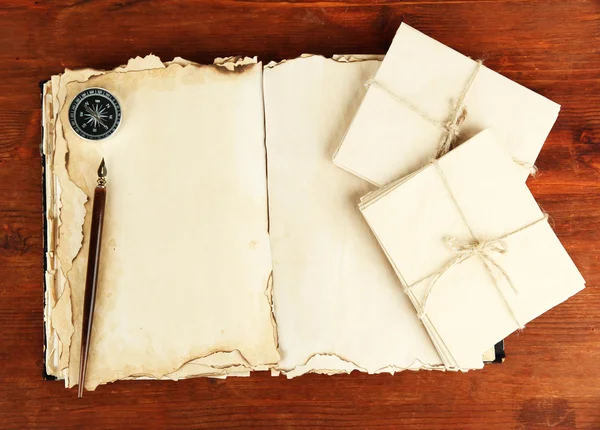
[69,88,121,140]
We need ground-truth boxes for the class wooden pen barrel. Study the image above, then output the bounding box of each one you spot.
[78,185,106,396]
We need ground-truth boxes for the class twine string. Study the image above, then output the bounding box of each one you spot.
[404,163,549,329]
[366,60,483,159]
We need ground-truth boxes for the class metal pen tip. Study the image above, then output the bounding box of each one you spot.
[98,158,107,178]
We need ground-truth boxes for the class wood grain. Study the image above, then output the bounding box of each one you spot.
[0,0,598,428]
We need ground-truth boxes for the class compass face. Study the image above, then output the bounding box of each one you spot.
[69,88,121,140]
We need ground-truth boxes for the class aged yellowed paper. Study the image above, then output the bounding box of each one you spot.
[44,56,279,390]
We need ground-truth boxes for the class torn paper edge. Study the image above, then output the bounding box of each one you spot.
[85,347,259,390]
[264,53,384,71]
[274,352,447,379]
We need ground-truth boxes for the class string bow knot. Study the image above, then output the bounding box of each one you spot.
[414,232,522,326]
[446,236,507,258]
[446,236,517,293]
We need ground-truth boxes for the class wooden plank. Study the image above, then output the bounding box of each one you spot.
[0,1,598,428]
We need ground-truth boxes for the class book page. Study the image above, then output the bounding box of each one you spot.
[264,56,443,376]
[47,57,279,390]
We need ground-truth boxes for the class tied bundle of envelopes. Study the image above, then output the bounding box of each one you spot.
[42,24,584,392]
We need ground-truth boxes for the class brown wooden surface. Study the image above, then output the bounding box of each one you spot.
[0,0,599,428]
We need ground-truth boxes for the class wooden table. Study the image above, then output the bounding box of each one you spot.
[0,1,598,428]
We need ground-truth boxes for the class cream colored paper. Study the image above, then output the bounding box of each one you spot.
[334,23,561,187]
[264,55,444,376]
[43,56,279,390]
[360,130,585,369]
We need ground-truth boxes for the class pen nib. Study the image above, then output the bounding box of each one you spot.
[98,158,107,178]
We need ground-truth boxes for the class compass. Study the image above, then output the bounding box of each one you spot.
[69,88,121,140]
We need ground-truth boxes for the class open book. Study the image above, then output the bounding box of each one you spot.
[42,54,500,391]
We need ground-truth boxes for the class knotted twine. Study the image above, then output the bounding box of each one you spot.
[365,60,538,175]
[402,162,549,329]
